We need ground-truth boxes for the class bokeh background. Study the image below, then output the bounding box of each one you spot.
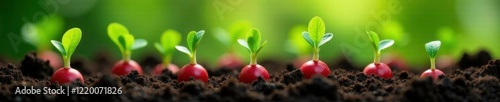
[1,0,499,70]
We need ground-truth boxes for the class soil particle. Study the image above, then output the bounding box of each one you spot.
[121,71,154,86]
[156,69,176,83]
[19,52,54,79]
[0,64,23,84]
[251,77,285,95]
[179,80,207,96]
[281,69,303,84]
[479,60,500,78]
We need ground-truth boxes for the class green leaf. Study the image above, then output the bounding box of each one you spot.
[186,31,196,52]
[247,36,256,52]
[425,41,441,58]
[125,34,135,52]
[238,39,250,52]
[378,40,394,52]
[175,46,191,56]
[107,23,130,54]
[255,40,267,55]
[318,33,333,47]
[61,28,82,58]
[121,34,135,53]
[367,31,380,51]
[180,30,205,63]
[186,30,204,52]
[118,35,127,52]
[241,28,266,65]
[246,29,261,52]
[194,30,205,48]
[160,29,181,55]
[307,16,326,47]
[132,39,148,50]
[51,40,66,56]
[155,43,165,54]
[302,32,314,47]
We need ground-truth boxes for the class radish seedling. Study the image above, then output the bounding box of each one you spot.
[299,16,333,79]
[50,28,84,84]
[153,29,181,75]
[21,15,64,69]
[363,31,395,79]
[420,41,445,80]
[237,28,270,83]
[107,23,148,76]
[176,30,209,83]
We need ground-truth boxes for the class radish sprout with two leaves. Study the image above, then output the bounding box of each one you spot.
[176,30,209,83]
[363,31,395,79]
[50,28,84,84]
[237,28,270,83]
[107,23,148,76]
[299,16,334,79]
[153,29,181,75]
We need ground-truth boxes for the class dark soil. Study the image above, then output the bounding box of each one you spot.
[1,52,499,102]
[458,50,493,69]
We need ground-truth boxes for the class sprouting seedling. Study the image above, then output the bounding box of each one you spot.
[363,31,395,79]
[107,23,148,75]
[176,30,205,64]
[420,40,445,80]
[238,29,268,65]
[51,28,81,68]
[237,28,270,83]
[153,29,181,75]
[50,28,84,84]
[302,17,333,61]
[155,29,181,67]
[367,31,395,64]
[175,30,209,83]
[299,16,333,79]
[425,41,441,70]
[108,23,148,61]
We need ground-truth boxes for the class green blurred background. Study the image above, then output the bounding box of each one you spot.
[1,0,499,69]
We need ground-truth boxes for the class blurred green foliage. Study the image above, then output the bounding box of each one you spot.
[1,0,499,69]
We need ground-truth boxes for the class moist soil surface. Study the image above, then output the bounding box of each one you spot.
[1,52,499,102]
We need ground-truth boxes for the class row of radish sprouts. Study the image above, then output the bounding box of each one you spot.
[47,16,444,84]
